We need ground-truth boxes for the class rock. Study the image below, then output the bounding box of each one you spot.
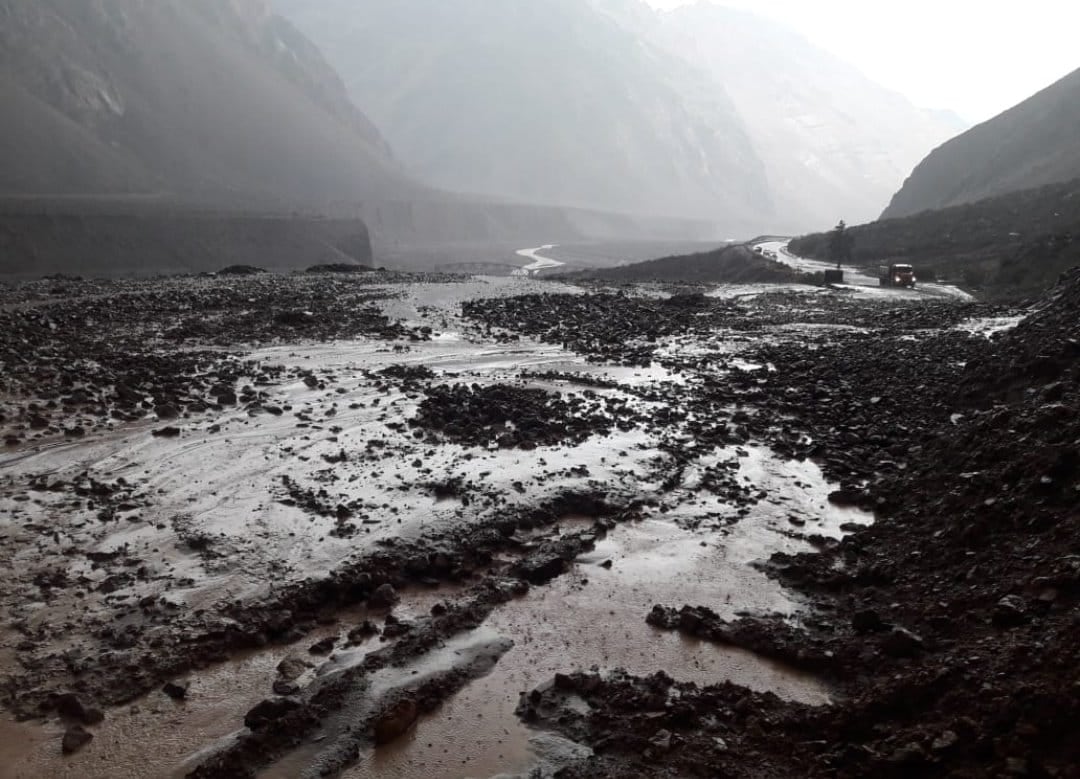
[152,426,182,438]
[882,626,924,657]
[162,680,189,700]
[272,680,300,696]
[368,583,399,609]
[931,730,959,752]
[218,265,266,276]
[887,742,927,764]
[275,310,316,327]
[244,697,301,730]
[993,595,1028,627]
[827,488,862,506]
[276,656,313,682]
[851,609,885,634]
[61,725,93,755]
[347,621,379,644]
[513,554,565,585]
[649,729,673,752]
[646,604,678,629]
[154,404,180,420]
[1004,757,1029,775]
[55,693,103,725]
[373,698,419,745]
[308,636,336,655]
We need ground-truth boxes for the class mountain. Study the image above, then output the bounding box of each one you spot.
[790,177,1080,299]
[276,0,962,232]
[653,2,963,227]
[883,67,1080,219]
[0,0,407,206]
[562,242,797,283]
[274,0,774,232]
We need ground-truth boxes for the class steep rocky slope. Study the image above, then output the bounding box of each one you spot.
[883,67,1080,218]
[0,0,406,205]
[791,178,1080,299]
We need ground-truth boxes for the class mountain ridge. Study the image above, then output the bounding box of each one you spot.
[0,0,407,206]
[882,66,1080,219]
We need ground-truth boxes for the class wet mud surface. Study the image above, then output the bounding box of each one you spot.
[1,263,1075,778]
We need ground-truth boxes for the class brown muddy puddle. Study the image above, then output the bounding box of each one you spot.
[0,590,452,779]
[261,457,861,779]
[0,445,869,779]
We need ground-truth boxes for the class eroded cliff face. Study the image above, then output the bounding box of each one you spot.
[185,0,392,153]
[0,0,402,202]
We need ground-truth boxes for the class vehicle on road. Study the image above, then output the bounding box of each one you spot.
[880,263,916,288]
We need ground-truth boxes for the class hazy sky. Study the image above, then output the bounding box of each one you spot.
[644,0,1079,122]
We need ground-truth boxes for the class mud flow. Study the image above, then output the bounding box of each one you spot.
[3,269,1020,779]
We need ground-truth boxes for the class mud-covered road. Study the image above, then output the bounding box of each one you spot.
[2,264,1075,778]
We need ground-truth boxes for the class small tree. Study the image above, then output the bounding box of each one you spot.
[828,220,854,269]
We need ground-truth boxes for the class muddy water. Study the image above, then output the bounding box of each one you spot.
[265,448,868,779]
[0,647,290,779]
[0,278,874,778]
[0,589,455,779]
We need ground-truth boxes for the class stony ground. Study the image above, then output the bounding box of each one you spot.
[1,267,1075,778]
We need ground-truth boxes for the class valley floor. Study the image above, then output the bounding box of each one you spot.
[0,265,1076,778]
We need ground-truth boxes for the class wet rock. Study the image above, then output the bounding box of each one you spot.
[61,725,93,755]
[381,615,413,639]
[276,656,313,682]
[827,488,863,507]
[55,693,104,725]
[649,729,673,753]
[347,621,379,644]
[931,730,959,752]
[373,698,419,745]
[274,310,316,328]
[368,583,400,609]
[218,265,266,276]
[992,595,1028,627]
[162,680,189,700]
[882,626,924,658]
[1004,757,1029,775]
[851,609,886,634]
[272,680,300,696]
[308,637,336,655]
[887,742,927,764]
[244,698,301,731]
[513,554,565,585]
